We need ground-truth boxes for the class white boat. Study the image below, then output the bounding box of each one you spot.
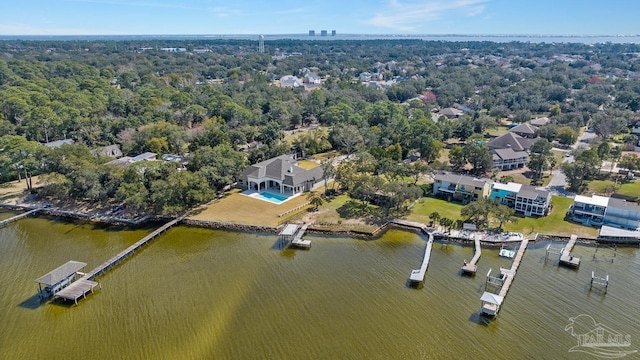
[499,247,516,258]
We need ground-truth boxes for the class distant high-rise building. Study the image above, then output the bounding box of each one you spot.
[331,30,336,36]
[309,30,315,36]
[320,30,327,36]
[258,35,264,53]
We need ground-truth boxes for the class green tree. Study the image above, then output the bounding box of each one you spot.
[449,145,466,171]
[429,211,441,226]
[557,127,578,146]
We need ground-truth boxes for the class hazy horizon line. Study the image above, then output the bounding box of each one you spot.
[1,33,639,38]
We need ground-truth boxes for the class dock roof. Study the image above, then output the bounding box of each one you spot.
[279,224,300,236]
[480,291,504,305]
[35,260,86,286]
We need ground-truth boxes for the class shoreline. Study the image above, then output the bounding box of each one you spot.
[1,203,637,246]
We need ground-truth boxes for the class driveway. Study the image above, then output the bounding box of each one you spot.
[543,128,598,197]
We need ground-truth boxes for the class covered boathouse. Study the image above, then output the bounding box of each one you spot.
[34,260,100,304]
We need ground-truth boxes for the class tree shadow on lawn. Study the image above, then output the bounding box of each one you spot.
[336,200,400,225]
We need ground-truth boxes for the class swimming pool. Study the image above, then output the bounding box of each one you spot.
[245,191,291,204]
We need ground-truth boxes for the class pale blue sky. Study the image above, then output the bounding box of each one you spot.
[1,0,638,36]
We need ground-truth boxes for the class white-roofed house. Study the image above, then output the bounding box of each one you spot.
[569,194,610,226]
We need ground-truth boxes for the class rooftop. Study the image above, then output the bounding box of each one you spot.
[492,182,522,193]
[34,260,86,286]
[574,194,610,207]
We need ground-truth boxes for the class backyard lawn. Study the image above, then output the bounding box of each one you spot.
[503,195,598,238]
[188,189,311,227]
[405,197,463,225]
[312,194,382,232]
[405,195,599,238]
[587,179,640,199]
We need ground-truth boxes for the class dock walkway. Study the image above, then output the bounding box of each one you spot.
[84,217,182,281]
[290,223,311,248]
[481,238,529,316]
[559,234,580,268]
[409,233,434,284]
[388,220,434,285]
[0,208,41,228]
[461,237,481,274]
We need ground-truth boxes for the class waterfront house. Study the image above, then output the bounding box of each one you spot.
[569,195,610,227]
[513,184,551,216]
[604,198,640,230]
[239,154,323,195]
[491,182,551,216]
[432,172,492,203]
[490,182,522,207]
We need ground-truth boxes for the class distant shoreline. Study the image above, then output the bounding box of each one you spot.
[2,34,640,44]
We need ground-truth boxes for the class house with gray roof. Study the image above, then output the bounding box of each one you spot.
[438,107,464,119]
[529,117,550,126]
[279,75,303,88]
[514,184,551,216]
[509,123,538,138]
[239,154,324,195]
[492,148,528,171]
[432,172,492,203]
[43,139,74,148]
[488,132,540,152]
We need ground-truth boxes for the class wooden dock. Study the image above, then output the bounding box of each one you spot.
[55,278,101,305]
[559,234,580,268]
[83,217,182,281]
[409,233,434,285]
[461,237,481,275]
[481,238,529,316]
[290,223,311,248]
[0,208,41,228]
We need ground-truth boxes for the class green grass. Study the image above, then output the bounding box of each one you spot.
[616,181,640,198]
[503,195,598,238]
[296,159,320,170]
[484,126,510,137]
[188,188,312,227]
[586,179,640,199]
[313,194,381,232]
[405,196,464,224]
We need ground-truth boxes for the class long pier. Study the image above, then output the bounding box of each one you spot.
[409,233,434,284]
[559,234,580,268]
[461,237,481,275]
[0,208,41,228]
[84,217,182,281]
[481,238,529,316]
[387,220,434,286]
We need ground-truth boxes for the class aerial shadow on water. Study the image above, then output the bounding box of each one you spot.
[468,312,493,326]
[18,293,47,310]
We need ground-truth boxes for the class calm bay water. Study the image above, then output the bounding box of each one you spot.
[0,214,638,359]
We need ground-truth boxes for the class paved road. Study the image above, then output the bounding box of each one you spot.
[543,129,598,197]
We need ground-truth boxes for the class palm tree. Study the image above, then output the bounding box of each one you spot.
[307,192,323,211]
[429,211,441,226]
